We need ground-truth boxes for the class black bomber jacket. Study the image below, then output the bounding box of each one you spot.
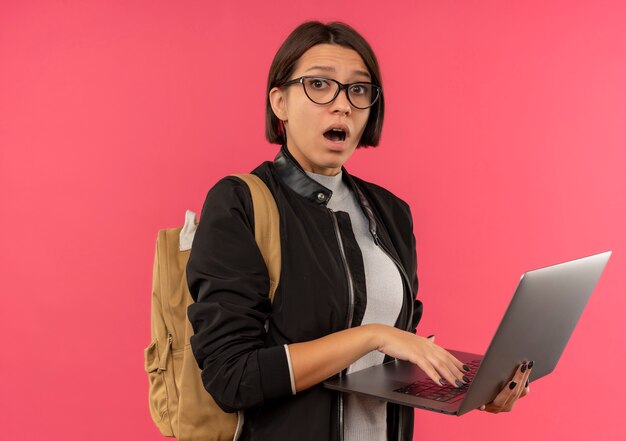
[187,145,423,441]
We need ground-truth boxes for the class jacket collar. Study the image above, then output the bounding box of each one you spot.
[273,145,334,206]
[273,145,379,237]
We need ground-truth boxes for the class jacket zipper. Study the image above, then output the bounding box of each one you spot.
[329,209,355,330]
[329,209,355,441]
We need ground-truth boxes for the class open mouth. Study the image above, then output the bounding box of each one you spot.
[323,128,347,142]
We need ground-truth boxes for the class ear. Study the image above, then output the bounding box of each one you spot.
[269,87,288,122]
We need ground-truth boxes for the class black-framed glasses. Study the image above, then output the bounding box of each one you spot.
[281,76,381,110]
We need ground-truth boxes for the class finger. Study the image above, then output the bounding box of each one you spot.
[422,344,470,388]
[519,361,533,398]
[429,344,469,380]
[483,404,503,413]
[498,380,519,408]
[437,354,471,386]
[438,363,468,388]
[407,341,458,387]
[512,362,532,399]
[444,351,472,378]
[416,342,462,387]
[513,361,529,382]
[482,380,518,413]
[481,401,505,413]
[481,362,530,413]
[520,368,531,393]
[504,361,529,397]
[413,356,450,387]
[518,379,530,398]
[501,362,533,409]
[502,379,530,412]
[436,348,474,387]
[424,355,465,387]
[502,376,529,412]
[482,363,527,411]
[421,349,467,388]
[426,335,435,343]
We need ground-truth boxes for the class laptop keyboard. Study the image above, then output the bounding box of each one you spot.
[394,359,481,403]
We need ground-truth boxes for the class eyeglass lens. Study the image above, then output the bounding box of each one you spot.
[302,77,379,109]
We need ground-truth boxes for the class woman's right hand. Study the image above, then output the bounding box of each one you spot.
[371,324,470,387]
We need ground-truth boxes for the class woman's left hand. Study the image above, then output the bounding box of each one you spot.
[479,361,533,413]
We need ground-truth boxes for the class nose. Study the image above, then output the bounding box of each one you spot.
[330,86,352,115]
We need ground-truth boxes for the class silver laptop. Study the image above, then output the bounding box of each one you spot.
[323,251,611,416]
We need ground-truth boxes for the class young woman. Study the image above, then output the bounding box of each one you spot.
[187,21,530,441]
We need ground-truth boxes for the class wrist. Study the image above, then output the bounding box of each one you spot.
[361,323,387,352]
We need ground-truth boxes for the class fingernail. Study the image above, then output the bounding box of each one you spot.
[427,334,435,339]
[528,360,534,369]
[463,376,470,383]
[439,378,446,386]
[455,379,464,388]
[463,364,471,372]
[525,379,529,388]
[521,363,527,373]
[509,381,517,390]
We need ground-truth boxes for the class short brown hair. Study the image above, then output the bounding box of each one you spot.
[265,21,385,148]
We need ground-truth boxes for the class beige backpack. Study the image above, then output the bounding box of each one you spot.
[145,174,281,440]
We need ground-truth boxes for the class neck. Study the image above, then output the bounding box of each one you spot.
[285,143,343,176]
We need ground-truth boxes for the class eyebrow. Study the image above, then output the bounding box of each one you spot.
[304,65,371,80]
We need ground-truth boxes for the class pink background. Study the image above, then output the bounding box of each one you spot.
[1,0,624,439]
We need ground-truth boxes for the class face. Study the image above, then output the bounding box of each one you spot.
[269,44,371,176]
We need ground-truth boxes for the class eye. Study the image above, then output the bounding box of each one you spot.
[307,77,330,90]
[349,84,369,96]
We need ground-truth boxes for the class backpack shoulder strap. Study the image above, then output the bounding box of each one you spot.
[231,174,281,303]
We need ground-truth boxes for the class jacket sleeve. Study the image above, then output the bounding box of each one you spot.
[186,176,292,413]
